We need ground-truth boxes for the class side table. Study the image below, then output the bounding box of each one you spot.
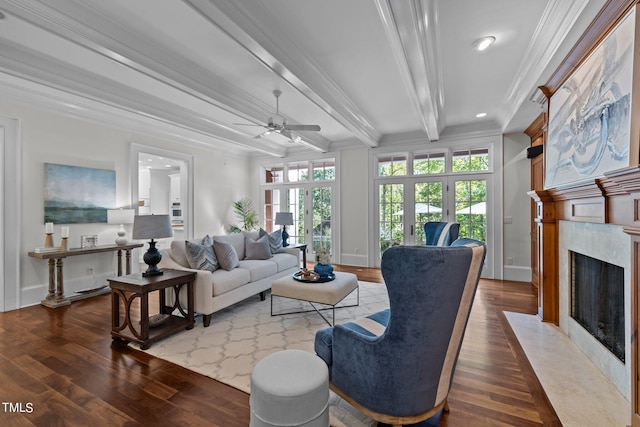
[109,269,196,350]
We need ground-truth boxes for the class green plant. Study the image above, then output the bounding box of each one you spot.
[228,198,259,233]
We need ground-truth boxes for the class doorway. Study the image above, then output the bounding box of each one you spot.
[130,144,194,246]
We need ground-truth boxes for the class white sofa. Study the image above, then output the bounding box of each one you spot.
[158,232,300,327]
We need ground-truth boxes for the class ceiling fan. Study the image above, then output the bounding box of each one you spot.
[237,90,321,140]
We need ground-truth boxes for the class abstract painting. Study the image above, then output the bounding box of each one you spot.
[44,163,116,224]
[546,8,634,188]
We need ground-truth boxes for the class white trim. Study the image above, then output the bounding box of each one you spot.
[1,116,21,311]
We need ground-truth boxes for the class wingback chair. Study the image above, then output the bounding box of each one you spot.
[314,239,486,426]
[424,221,460,246]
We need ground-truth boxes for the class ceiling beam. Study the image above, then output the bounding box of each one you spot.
[374,0,443,141]
[0,0,322,155]
[184,0,381,148]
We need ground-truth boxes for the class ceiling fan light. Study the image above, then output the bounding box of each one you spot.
[473,36,495,51]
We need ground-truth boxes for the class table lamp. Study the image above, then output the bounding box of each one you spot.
[132,214,173,277]
[275,212,294,247]
[107,208,135,245]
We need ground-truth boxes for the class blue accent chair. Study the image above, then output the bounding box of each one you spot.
[424,221,460,246]
[314,239,486,425]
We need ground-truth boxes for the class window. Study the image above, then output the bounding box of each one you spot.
[265,165,284,183]
[263,189,280,233]
[378,155,407,176]
[313,159,335,181]
[413,152,445,174]
[287,161,309,182]
[452,149,489,172]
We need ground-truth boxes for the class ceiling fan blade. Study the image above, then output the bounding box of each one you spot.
[281,129,293,139]
[285,124,321,131]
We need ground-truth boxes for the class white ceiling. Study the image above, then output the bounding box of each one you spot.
[0,0,607,157]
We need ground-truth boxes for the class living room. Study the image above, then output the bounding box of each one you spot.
[2,0,639,426]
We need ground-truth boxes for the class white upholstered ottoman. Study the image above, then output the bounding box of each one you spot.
[271,271,359,325]
[250,349,329,427]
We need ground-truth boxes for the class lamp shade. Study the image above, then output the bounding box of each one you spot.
[107,209,135,225]
[132,214,173,240]
[274,212,294,226]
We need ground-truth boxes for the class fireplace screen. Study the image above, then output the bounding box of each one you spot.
[571,252,625,362]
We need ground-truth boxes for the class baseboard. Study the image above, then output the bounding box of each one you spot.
[339,253,369,267]
[504,265,532,283]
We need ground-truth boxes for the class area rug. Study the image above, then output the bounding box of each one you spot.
[133,281,389,426]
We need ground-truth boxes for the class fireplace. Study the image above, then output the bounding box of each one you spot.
[559,221,630,400]
[571,251,625,362]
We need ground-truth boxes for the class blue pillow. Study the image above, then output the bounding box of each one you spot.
[185,236,218,272]
[259,228,284,254]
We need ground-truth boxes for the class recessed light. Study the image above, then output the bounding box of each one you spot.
[475,112,487,118]
[473,36,495,51]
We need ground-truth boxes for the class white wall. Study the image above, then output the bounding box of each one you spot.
[503,132,532,282]
[1,101,251,308]
[339,147,370,266]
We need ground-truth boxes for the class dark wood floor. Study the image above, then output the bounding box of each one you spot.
[0,266,560,426]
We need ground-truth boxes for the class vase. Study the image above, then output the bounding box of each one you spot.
[314,263,334,278]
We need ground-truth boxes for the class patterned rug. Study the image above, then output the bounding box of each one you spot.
[133,281,389,426]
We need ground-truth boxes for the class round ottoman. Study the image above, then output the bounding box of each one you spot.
[250,349,329,427]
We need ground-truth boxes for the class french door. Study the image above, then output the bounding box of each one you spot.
[376,175,488,267]
[263,184,334,264]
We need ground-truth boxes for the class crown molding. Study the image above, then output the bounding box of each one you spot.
[374,0,443,141]
[497,0,591,130]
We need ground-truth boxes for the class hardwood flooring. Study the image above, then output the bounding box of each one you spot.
[0,266,559,426]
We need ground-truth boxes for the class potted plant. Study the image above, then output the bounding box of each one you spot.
[313,246,333,278]
[228,198,259,233]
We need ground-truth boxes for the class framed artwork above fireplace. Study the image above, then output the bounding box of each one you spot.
[545,6,636,189]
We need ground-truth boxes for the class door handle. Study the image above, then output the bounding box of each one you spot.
[410,225,414,236]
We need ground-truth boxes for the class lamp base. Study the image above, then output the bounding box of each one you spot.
[142,240,163,277]
[282,226,290,247]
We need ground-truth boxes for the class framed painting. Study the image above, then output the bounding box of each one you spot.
[545,7,635,189]
[44,163,116,224]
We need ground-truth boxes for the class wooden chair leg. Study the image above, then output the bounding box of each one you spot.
[443,399,450,412]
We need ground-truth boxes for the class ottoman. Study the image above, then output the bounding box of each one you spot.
[271,271,359,326]
[250,349,329,427]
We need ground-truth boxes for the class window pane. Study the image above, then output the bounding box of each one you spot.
[312,187,332,257]
[413,152,445,175]
[452,149,489,172]
[263,189,280,233]
[378,155,407,176]
[454,179,486,242]
[287,161,309,182]
[312,159,335,181]
[379,183,404,256]
[287,188,304,245]
[265,165,284,183]
[414,182,443,245]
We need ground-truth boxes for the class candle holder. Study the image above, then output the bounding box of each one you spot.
[59,237,68,252]
[44,233,54,248]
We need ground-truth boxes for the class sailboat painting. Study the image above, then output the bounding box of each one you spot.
[546,8,635,189]
[44,163,116,224]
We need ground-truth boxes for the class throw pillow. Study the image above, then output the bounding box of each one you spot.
[259,228,284,254]
[185,238,218,272]
[245,235,273,260]
[213,239,240,271]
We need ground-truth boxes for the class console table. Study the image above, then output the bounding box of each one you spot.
[28,243,143,308]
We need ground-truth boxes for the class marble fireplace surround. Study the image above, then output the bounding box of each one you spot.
[530,166,640,410]
[558,220,630,399]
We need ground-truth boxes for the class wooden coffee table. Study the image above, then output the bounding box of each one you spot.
[271,271,359,326]
[109,269,196,349]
